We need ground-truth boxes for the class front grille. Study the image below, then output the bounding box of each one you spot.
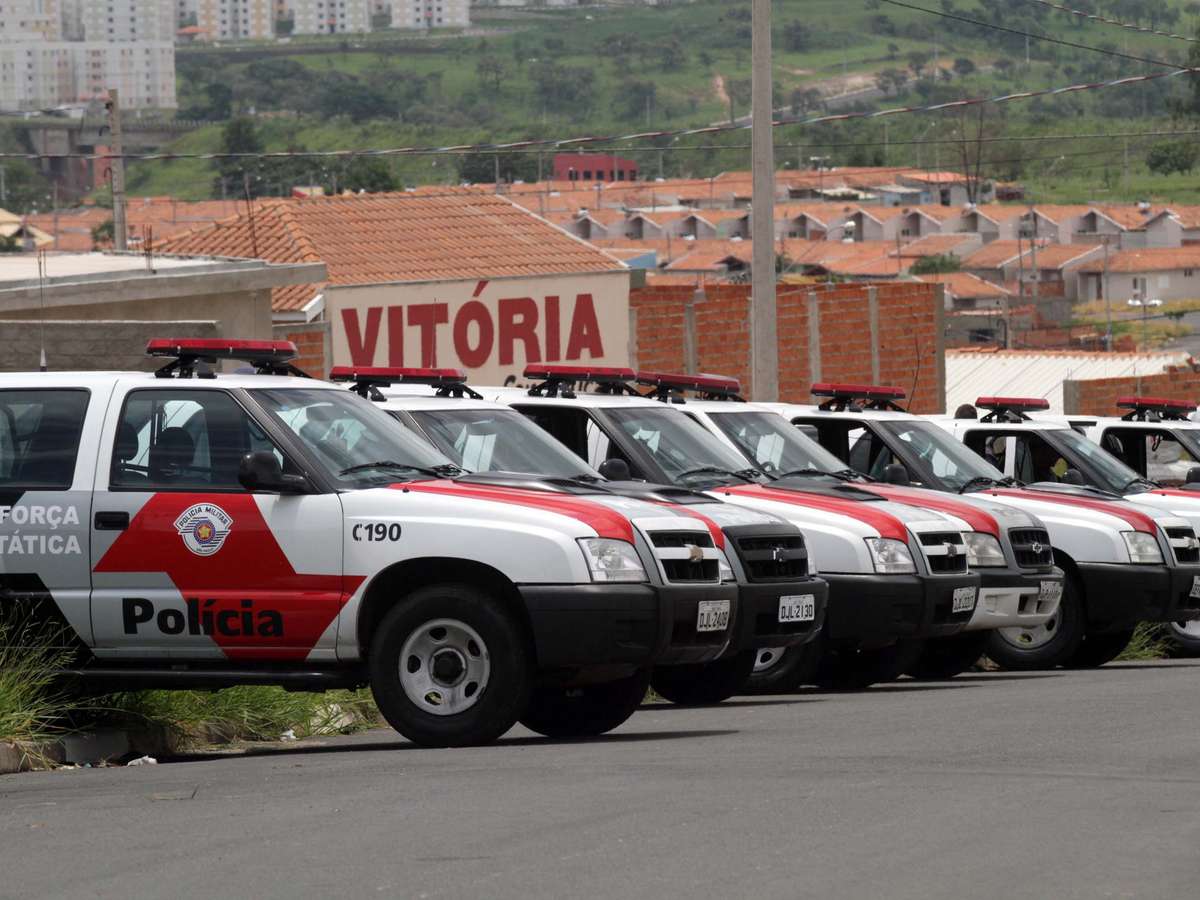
[732,534,808,582]
[917,531,969,574]
[649,530,719,583]
[1166,527,1200,564]
[1010,528,1054,569]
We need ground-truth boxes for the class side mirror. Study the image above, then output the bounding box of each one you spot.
[882,463,911,485]
[598,458,632,482]
[1187,466,1200,485]
[238,451,308,494]
[1061,468,1085,486]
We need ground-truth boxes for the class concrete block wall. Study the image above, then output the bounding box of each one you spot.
[630,281,945,412]
[0,320,217,372]
[1063,367,1200,415]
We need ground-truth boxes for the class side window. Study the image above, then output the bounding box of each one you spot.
[964,430,1010,475]
[111,389,282,491]
[0,390,89,490]
[847,428,897,479]
[512,405,591,460]
[1108,428,1196,485]
[1012,434,1066,483]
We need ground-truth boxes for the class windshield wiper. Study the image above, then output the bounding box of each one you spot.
[339,460,461,478]
[677,466,754,484]
[735,467,763,481]
[774,467,859,482]
[1120,476,1159,493]
[958,475,1002,494]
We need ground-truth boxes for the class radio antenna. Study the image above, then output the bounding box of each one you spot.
[37,248,47,371]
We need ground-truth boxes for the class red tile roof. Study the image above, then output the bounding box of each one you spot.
[1076,246,1200,274]
[158,192,623,312]
[964,240,1099,270]
[891,233,979,258]
[914,272,1013,300]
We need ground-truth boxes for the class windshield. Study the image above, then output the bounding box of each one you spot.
[250,387,456,488]
[606,406,758,487]
[878,420,1004,491]
[708,410,849,476]
[1047,427,1150,493]
[408,408,599,480]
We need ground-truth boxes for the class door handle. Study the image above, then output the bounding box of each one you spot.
[94,511,129,531]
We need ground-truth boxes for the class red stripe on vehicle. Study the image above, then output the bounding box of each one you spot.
[94,494,365,661]
[1149,489,1200,499]
[986,488,1158,533]
[396,481,635,543]
[651,502,725,549]
[719,484,908,541]
[860,485,999,537]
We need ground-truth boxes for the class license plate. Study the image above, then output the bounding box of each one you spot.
[779,594,816,623]
[1040,580,1064,604]
[952,586,977,614]
[696,599,730,633]
[1190,576,1200,600]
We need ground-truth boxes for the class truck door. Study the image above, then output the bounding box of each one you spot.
[0,387,96,647]
[89,383,345,662]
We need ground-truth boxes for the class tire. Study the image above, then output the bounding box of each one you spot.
[906,631,990,680]
[742,644,821,694]
[368,583,530,748]
[1064,627,1135,669]
[650,650,757,706]
[520,668,651,739]
[813,639,926,691]
[986,570,1085,670]
[1166,620,1200,657]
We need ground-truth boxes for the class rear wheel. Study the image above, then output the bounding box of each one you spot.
[1064,627,1135,668]
[906,631,990,680]
[813,639,926,691]
[650,650,757,706]
[520,668,651,739]
[986,571,1085,670]
[743,644,821,694]
[368,584,530,748]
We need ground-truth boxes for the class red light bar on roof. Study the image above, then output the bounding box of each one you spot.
[524,365,636,383]
[811,382,907,401]
[636,371,743,396]
[1116,396,1194,413]
[146,338,298,362]
[329,366,468,386]
[976,396,1051,412]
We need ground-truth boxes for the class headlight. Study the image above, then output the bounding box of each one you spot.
[964,532,1007,568]
[718,551,736,583]
[1123,531,1163,565]
[864,537,916,575]
[578,538,649,583]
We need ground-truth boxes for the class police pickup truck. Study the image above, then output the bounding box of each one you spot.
[326,365,829,705]
[0,340,741,748]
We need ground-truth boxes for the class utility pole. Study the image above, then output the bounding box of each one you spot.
[1029,211,1039,308]
[750,0,778,401]
[106,89,127,251]
[1102,235,1113,350]
[0,166,7,206]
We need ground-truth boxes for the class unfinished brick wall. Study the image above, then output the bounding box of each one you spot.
[631,281,945,412]
[1064,367,1200,415]
[275,321,331,378]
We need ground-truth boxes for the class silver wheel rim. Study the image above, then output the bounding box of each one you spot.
[997,613,1060,651]
[754,647,786,675]
[1169,620,1200,644]
[399,618,490,717]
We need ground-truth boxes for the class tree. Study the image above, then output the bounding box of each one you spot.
[907,50,932,79]
[456,152,538,184]
[1146,141,1199,175]
[789,88,823,116]
[781,21,814,52]
[91,218,115,249]
[698,50,714,69]
[875,68,909,96]
[953,57,976,77]
[340,157,399,193]
[910,254,962,274]
[726,77,752,123]
[886,42,900,60]
[614,80,657,122]
[476,55,506,93]
[659,37,687,72]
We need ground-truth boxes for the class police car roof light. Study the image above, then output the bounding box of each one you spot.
[636,371,744,403]
[146,338,307,379]
[328,366,482,400]
[976,396,1051,412]
[811,382,907,411]
[1116,395,1194,421]
[523,365,639,398]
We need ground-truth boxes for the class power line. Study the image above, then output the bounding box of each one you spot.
[1017,0,1199,44]
[878,0,1183,70]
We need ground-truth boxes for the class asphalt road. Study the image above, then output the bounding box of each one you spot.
[4,661,1200,900]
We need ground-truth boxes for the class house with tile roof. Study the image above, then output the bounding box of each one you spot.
[159,191,631,381]
[1076,246,1200,303]
[963,240,1101,301]
[1140,207,1200,249]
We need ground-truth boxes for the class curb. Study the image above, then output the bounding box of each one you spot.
[0,725,172,775]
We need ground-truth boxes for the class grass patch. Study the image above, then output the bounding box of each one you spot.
[1116,623,1174,662]
[0,616,75,747]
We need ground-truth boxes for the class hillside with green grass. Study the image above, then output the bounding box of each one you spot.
[111,0,1200,203]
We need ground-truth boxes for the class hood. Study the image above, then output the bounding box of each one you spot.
[861,484,1042,537]
[983,486,1189,534]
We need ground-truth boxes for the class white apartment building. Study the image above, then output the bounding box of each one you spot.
[0,0,62,39]
[390,0,467,28]
[194,0,274,39]
[71,0,175,41]
[291,0,368,34]
[0,40,174,109]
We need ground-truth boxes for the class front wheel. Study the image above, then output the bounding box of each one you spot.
[1064,627,1135,668]
[520,668,651,739]
[906,631,990,680]
[368,584,530,748]
[813,639,926,691]
[1166,620,1200,657]
[986,572,1085,670]
[650,650,757,706]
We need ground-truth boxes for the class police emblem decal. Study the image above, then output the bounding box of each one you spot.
[174,503,234,557]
